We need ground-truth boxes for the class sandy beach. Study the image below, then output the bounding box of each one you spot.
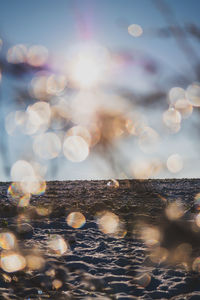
[0,180,200,299]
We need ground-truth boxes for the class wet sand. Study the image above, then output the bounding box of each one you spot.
[1,179,200,299]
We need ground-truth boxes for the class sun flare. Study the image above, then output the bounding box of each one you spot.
[68,44,109,89]
[71,54,101,88]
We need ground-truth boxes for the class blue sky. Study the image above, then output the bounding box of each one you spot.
[1,0,200,181]
[1,0,200,71]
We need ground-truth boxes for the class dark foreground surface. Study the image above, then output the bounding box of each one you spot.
[1,179,200,299]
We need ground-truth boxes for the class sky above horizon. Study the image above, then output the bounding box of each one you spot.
[1,0,200,74]
[1,0,200,181]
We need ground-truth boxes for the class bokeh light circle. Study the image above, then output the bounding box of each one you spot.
[33,132,61,160]
[186,82,200,107]
[66,212,86,229]
[48,235,68,255]
[167,154,183,173]
[0,232,16,250]
[63,136,89,162]
[128,24,143,37]
[11,160,35,182]
[1,252,26,273]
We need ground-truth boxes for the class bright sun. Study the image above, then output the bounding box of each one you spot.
[71,54,101,88]
[68,44,109,89]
